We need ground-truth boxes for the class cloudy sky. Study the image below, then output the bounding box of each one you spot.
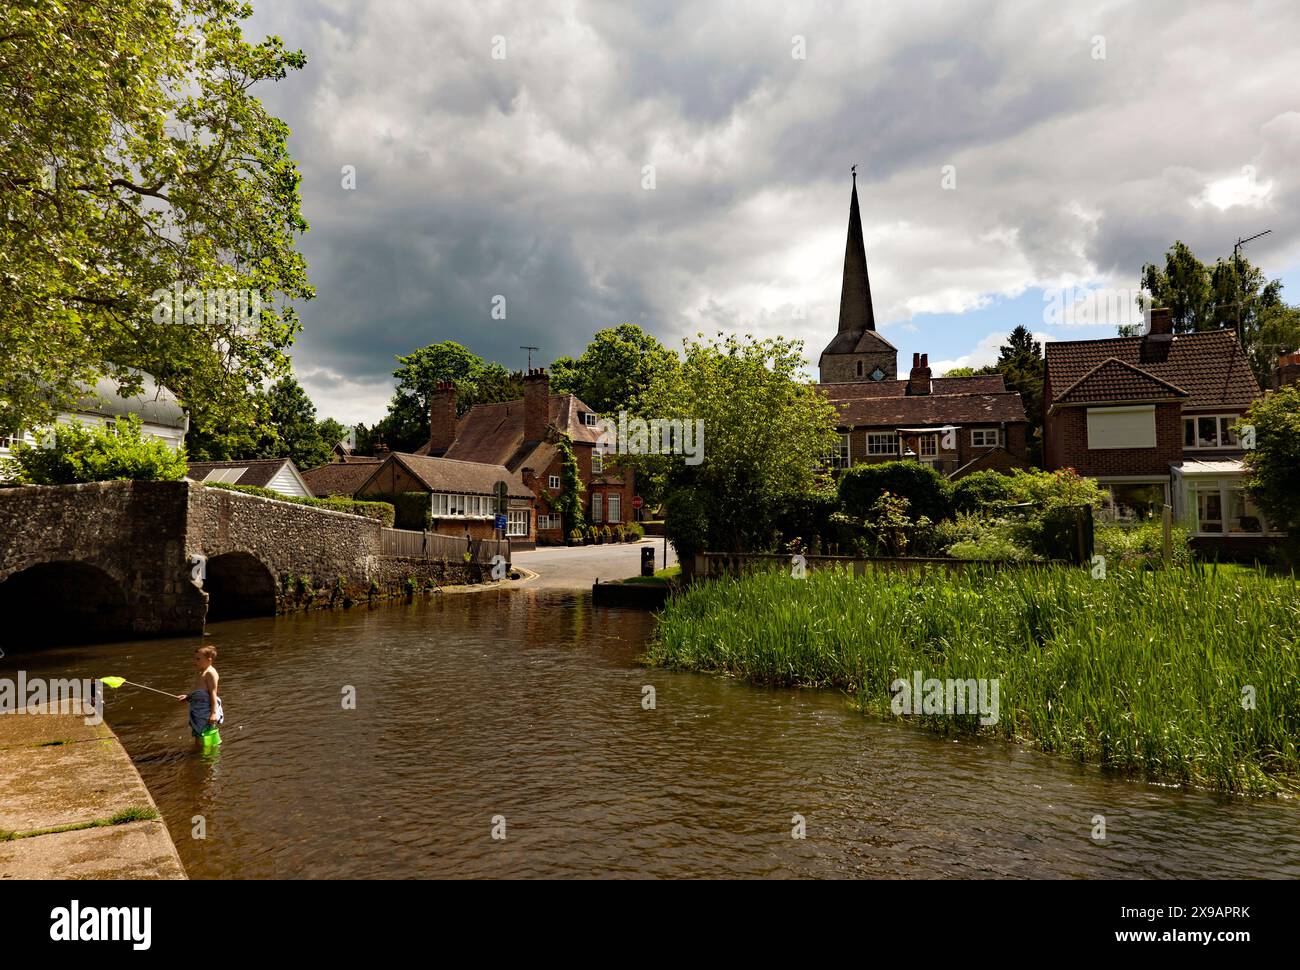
[245,0,1300,425]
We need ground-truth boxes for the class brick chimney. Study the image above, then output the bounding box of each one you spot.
[1146,306,1173,338]
[906,352,932,395]
[523,368,549,443]
[427,381,458,456]
[1277,351,1300,389]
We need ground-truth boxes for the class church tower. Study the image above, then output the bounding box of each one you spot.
[818,171,898,383]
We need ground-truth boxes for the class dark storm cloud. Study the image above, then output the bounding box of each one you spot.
[243,0,1300,422]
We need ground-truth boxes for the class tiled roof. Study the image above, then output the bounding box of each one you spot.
[186,458,295,489]
[1054,358,1188,405]
[362,453,532,499]
[301,459,383,497]
[1045,331,1260,410]
[827,391,1027,427]
[418,393,603,472]
[817,375,1007,398]
[950,447,1033,480]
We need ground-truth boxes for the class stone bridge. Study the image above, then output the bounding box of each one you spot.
[0,480,485,652]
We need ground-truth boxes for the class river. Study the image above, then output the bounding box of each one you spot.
[11,590,1299,878]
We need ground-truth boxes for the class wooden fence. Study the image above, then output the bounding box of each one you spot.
[696,552,1054,579]
[380,528,509,563]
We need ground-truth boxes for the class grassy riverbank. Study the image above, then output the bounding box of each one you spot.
[645,565,1300,794]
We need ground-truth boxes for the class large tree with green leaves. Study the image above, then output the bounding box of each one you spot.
[639,333,839,564]
[996,325,1045,465]
[369,341,523,452]
[1242,384,1300,538]
[550,324,677,415]
[0,0,312,443]
[1131,241,1300,385]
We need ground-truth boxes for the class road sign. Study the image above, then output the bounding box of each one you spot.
[631,495,644,510]
[494,513,508,532]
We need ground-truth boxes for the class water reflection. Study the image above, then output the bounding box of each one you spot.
[9,589,1298,879]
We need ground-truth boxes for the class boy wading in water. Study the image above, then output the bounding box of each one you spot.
[178,645,223,748]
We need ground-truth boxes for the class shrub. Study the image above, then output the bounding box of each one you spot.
[951,470,1014,513]
[862,492,930,557]
[203,481,395,526]
[568,529,584,544]
[838,461,953,523]
[10,414,188,484]
[626,522,645,541]
[1095,521,1192,568]
[361,491,431,530]
[771,489,839,549]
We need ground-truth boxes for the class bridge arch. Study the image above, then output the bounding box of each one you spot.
[203,551,277,622]
[0,560,130,649]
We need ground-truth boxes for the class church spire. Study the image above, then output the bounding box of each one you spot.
[837,167,877,333]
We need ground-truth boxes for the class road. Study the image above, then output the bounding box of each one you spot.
[511,538,677,589]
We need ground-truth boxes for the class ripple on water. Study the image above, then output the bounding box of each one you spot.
[8,590,1298,879]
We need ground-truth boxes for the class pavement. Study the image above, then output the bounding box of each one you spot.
[0,704,186,880]
[511,537,677,589]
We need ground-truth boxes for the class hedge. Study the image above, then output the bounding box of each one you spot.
[838,460,954,522]
[359,491,431,530]
[202,481,395,526]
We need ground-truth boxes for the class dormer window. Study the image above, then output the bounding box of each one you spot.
[581,412,598,427]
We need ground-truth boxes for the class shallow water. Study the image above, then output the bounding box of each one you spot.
[11,590,1299,878]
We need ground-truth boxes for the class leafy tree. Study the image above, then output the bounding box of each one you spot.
[0,0,313,441]
[260,375,343,469]
[1242,385,1300,534]
[9,415,188,484]
[940,365,997,378]
[549,324,677,415]
[640,333,839,563]
[1131,241,1298,386]
[373,341,522,452]
[995,325,1045,465]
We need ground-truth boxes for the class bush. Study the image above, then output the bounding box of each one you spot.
[204,481,395,526]
[9,414,188,484]
[838,461,953,523]
[625,521,645,541]
[771,489,839,549]
[361,491,431,530]
[951,470,1014,513]
[1096,521,1192,568]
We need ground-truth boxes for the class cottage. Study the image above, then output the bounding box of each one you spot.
[354,452,535,541]
[0,368,188,458]
[414,369,635,543]
[186,457,313,498]
[1043,310,1274,555]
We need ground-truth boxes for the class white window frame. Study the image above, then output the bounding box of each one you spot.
[538,514,561,531]
[506,509,529,537]
[607,493,621,523]
[582,412,598,427]
[591,493,603,523]
[918,435,937,458]
[592,451,603,474]
[548,474,560,490]
[1187,479,1270,537]
[1183,414,1242,450]
[866,433,898,456]
[970,429,1003,448]
[829,433,851,469]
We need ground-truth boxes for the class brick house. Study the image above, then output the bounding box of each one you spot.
[414,369,635,545]
[354,452,536,541]
[815,175,1031,477]
[1043,308,1274,554]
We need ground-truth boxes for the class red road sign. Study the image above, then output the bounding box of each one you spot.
[631,496,644,510]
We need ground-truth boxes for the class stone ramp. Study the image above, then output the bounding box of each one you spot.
[0,705,185,880]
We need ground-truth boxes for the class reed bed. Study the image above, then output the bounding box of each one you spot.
[646,564,1300,793]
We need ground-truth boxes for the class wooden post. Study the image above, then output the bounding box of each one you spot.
[1162,504,1173,565]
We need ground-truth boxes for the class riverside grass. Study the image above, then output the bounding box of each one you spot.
[645,564,1300,794]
